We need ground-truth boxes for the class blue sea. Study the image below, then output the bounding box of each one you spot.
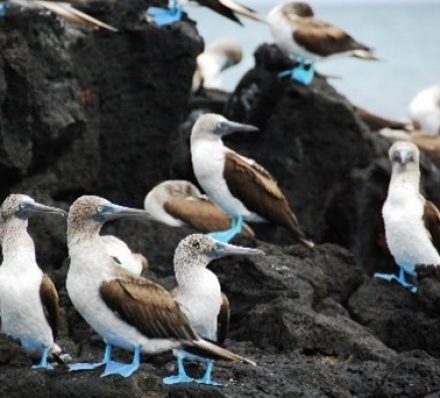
[188,1,440,120]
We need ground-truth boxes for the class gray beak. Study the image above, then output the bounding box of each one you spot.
[214,120,259,136]
[392,149,414,166]
[28,202,67,217]
[210,241,265,259]
[95,204,150,222]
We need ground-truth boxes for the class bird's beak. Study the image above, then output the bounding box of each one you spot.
[96,204,150,222]
[209,241,265,259]
[393,149,414,166]
[214,120,259,136]
[28,202,67,217]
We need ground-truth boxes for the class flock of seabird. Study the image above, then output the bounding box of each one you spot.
[0,0,439,389]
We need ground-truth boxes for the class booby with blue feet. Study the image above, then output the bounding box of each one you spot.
[66,195,256,378]
[190,113,314,246]
[146,0,264,28]
[267,2,377,85]
[0,194,65,370]
[2,0,117,31]
[375,141,440,293]
[144,180,254,237]
[167,234,264,385]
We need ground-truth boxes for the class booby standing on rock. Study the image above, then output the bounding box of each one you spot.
[146,0,264,28]
[168,234,264,385]
[191,113,314,247]
[267,2,377,85]
[66,195,255,378]
[144,180,254,237]
[1,0,117,32]
[192,38,243,93]
[0,194,65,369]
[408,85,440,135]
[375,141,440,293]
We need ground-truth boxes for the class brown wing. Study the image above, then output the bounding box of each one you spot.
[294,19,370,57]
[100,272,197,341]
[423,200,440,255]
[224,150,308,242]
[217,293,230,345]
[40,274,60,341]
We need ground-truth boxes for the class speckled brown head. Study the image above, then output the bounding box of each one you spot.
[68,195,150,242]
[282,2,314,18]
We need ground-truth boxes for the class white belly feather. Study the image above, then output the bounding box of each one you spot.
[383,192,440,273]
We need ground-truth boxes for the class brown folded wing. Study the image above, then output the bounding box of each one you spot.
[100,271,197,341]
[217,293,230,345]
[423,200,440,255]
[39,274,60,341]
[294,19,370,57]
[224,150,306,240]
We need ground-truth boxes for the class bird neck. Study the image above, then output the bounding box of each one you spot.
[388,168,420,201]
[174,251,209,287]
[1,218,36,264]
[67,221,102,247]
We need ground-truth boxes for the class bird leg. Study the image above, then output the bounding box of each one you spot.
[32,346,53,370]
[278,59,315,86]
[163,351,194,384]
[374,267,417,293]
[146,0,183,27]
[69,342,112,371]
[101,345,142,378]
[208,215,244,243]
[196,359,223,386]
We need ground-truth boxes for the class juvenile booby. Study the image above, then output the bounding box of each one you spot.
[192,38,243,93]
[0,194,65,369]
[408,85,440,135]
[101,235,148,275]
[374,141,440,292]
[168,234,264,385]
[267,2,377,85]
[190,113,314,247]
[3,0,117,32]
[144,180,254,237]
[66,195,255,378]
[146,0,264,28]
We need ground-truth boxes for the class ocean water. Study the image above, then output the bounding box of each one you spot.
[188,1,440,120]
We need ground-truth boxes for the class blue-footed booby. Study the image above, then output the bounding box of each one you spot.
[144,180,254,237]
[167,234,264,385]
[146,0,264,28]
[66,195,256,378]
[375,141,440,293]
[0,194,65,369]
[267,2,377,85]
[190,113,314,247]
[408,85,440,135]
[2,0,117,31]
[192,38,243,93]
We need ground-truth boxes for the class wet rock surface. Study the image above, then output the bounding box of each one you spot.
[0,6,440,398]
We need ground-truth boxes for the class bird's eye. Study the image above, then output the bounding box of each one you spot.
[97,205,104,213]
[192,241,200,250]
[19,203,26,210]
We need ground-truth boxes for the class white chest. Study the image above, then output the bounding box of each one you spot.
[176,270,222,341]
[383,193,440,272]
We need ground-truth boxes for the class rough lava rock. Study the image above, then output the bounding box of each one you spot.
[1,7,440,398]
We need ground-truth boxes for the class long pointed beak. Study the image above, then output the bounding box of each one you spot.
[214,120,259,136]
[97,204,150,222]
[210,241,265,259]
[29,202,67,217]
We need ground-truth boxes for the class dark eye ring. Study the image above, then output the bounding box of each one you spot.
[192,241,200,249]
[19,203,26,210]
[97,205,104,213]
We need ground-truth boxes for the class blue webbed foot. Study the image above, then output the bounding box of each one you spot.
[163,353,194,385]
[374,268,417,293]
[69,342,112,372]
[209,215,243,243]
[32,346,53,370]
[101,346,141,378]
[195,360,223,386]
[146,5,182,27]
[279,61,315,85]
